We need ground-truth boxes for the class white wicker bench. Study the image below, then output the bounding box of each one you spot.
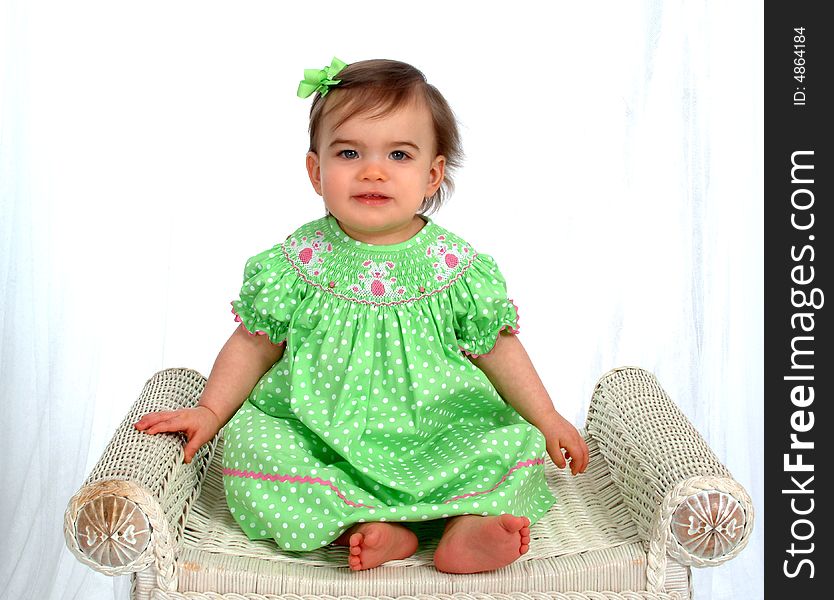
[64,367,753,600]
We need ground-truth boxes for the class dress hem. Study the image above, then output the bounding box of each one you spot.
[223,455,546,510]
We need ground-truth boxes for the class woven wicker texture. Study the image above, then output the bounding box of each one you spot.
[149,593,685,600]
[182,436,638,567]
[173,432,691,596]
[64,367,755,600]
[586,368,729,536]
[585,368,753,591]
[65,369,216,586]
[172,544,689,598]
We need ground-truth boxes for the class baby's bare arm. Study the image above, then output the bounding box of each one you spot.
[468,332,589,474]
[134,324,285,462]
[198,324,285,425]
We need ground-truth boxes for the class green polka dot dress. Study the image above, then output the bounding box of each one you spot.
[223,215,556,550]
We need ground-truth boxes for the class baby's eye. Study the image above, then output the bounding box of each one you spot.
[338,149,359,159]
[389,150,409,161]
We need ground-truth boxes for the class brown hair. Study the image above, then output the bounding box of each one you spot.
[307,59,463,215]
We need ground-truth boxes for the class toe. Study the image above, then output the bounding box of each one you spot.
[520,543,529,554]
[498,513,526,532]
[350,545,361,555]
[364,528,380,546]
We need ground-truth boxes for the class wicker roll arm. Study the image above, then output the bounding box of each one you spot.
[585,367,754,592]
[64,368,216,591]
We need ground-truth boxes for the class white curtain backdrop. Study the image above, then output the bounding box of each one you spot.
[0,1,762,598]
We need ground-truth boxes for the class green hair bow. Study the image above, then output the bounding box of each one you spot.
[297,57,348,98]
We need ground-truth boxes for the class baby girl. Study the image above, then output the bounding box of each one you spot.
[135,57,589,573]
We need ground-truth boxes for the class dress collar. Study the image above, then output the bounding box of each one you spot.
[325,215,436,253]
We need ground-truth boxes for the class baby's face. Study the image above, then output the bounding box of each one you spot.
[306,99,445,245]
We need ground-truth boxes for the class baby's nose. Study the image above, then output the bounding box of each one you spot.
[359,158,388,181]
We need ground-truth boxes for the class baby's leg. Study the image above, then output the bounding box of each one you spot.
[332,522,419,571]
[433,514,531,574]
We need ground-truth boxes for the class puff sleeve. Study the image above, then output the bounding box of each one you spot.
[230,243,307,346]
[448,253,520,357]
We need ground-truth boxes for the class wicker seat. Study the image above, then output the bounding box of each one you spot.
[64,367,753,600]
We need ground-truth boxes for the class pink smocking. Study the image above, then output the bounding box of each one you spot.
[459,298,521,358]
[282,242,478,306]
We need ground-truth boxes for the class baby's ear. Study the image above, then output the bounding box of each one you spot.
[426,154,446,195]
[306,152,323,195]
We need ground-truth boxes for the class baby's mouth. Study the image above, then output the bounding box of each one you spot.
[354,194,391,204]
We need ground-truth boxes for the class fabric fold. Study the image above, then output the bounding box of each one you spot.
[230,244,309,345]
[447,253,520,357]
[223,217,554,551]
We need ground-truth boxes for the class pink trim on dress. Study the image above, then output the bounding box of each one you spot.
[222,468,377,509]
[443,458,546,503]
[459,298,521,358]
[230,305,287,347]
[222,454,545,511]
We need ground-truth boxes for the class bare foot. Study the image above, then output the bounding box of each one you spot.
[433,514,531,574]
[333,522,419,571]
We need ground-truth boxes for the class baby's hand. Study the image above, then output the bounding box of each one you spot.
[541,413,590,476]
[134,406,221,464]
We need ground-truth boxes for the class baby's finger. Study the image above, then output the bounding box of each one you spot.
[578,440,590,473]
[550,446,567,468]
[576,453,588,474]
[134,411,175,429]
[183,441,199,464]
[144,417,187,436]
[565,451,579,476]
[183,430,213,464]
[563,440,583,475]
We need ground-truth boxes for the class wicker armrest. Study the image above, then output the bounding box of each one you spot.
[585,367,754,589]
[64,368,215,581]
